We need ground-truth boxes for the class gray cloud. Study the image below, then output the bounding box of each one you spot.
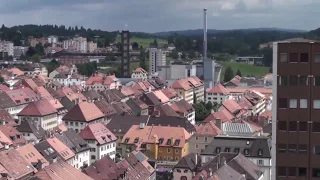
[0,0,319,32]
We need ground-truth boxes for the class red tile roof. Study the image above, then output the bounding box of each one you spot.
[22,79,38,91]
[57,87,87,102]
[152,90,169,104]
[85,73,118,86]
[35,86,53,99]
[161,88,178,99]
[0,84,10,91]
[35,160,93,180]
[17,143,49,172]
[79,123,117,144]
[7,68,24,77]
[195,121,222,136]
[171,99,194,114]
[226,88,272,95]
[203,109,234,123]
[222,99,242,114]
[0,149,34,179]
[18,99,57,116]
[206,84,230,94]
[120,86,135,96]
[0,109,17,126]
[0,125,26,147]
[46,137,75,161]
[171,79,193,91]
[133,67,147,73]
[5,87,39,105]
[187,76,203,88]
[62,102,104,122]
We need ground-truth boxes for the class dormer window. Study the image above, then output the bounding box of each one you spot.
[124,138,130,143]
[167,139,172,146]
[134,138,139,143]
[216,147,221,154]
[244,149,250,155]
[258,149,263,156]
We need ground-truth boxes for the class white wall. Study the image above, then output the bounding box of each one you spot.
[206,93,229,104]
[72,150,90,169]
[173,168,193,180]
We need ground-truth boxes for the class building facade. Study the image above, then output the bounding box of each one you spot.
[149,48,166,74]
[272,40,320,180]
[87,41,97,53]
[0,41,14,56]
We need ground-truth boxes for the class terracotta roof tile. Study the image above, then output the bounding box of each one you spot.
[0,109,17,126]
[195,121,222,136]
[203,109,234,123]
[133,67,147,73]
[17,143,49,172]
[35,160,93,180]
[206,84,230,94]
[112,102,133,115]
[35,86,53,99]
[79,123,117,144]
[171,99,194,114]
[0,125,26,147]
[7,68,24,77]
[22,79,38,91]
[152,90,169,104]
[18,99,57,116]
[0,149,34,179]
[6,87,40,105]
[222,99,242,114]
[120,86,135,96]
[171,79,193,91]
[161,88,178,99]
[122,125,191,148]
[156,104,179,117]
[46,137,75,161]
[62,102,104,122]
[94,100,117,117]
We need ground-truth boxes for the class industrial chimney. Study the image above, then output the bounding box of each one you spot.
[203,8,207,61]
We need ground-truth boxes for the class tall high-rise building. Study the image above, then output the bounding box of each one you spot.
[121,31,130,77]
[149,48,166,74]
[272,39,320,180]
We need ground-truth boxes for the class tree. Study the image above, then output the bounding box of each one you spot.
[47,59,60,74]
[193,102,210,121]
[26,47,36,57]
[224,66,234,82]
[236,69,242,77]
[188,50,196,59]
[35,43,45,55]
[139,48,147,70]
[132,42,139,50]
[205,101,213,111]
[153,39,158,47]
[31,54,40,62]
[181,53,186,59]
[170,50,178,59]
[0,76,4,83]
[193,94,197,104]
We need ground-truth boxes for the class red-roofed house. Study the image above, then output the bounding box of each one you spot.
[171,79,194,104]
[206,83,230,104]
[85,73,121,91]
[46,137,76,166]
[203,108,234,124]
[80,123,117,163]
[189,121,222,154]
[162,88,180,104]
[131,67,148,80]
[171,99,195,125]
[62,102,106,133]
[17,99,58,131]
[220,99,247,118]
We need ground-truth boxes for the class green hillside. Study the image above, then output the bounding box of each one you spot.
[220,62,269,80]
[115,36,168,49]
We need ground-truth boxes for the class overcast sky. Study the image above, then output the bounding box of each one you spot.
[0,0,318,32]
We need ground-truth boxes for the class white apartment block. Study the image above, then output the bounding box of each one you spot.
[48,36,58,44]
[149,48,166,74]
[0,41,14,56]
[63,36,87,53]
[87,41,97,53]
[13,46,28,57]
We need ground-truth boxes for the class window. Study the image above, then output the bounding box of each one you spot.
[244,149,249,155]
[234,148,240,153]
[300,53,309,63]
[314,146,320,155]
[299,144,307,154]
[204,137,208,142]
[299,76,308,85]
[315,76,320,86]
[289,76,298,86]
[290,53,299,63]
[224,148,230,152]
[258,150,263,156]
[279,98,288,108]
[175,149,179,154]
[288,144,297,154]
[280,53,288,63]
[91,155,96,160]
[300,99,307,108]
[288,167,296,177]
[216,148,221,153]
[159,148,162,152]
[180,176,187,180]
[278,167,286,177]
[313,168,320,178]
[289,122,297,131]
[195,144,198,149]
[167,156,170,161]
[278,144,287,153]
[313,122,320,132]
[314,100,320,109]
[298,168,307,177]
[167,148,171,153]
[177,169,181,173]
[279,76,288,86]
[279,121,287,131]
[299,122,307,131]
[289,99,297,108]
[315,54,320,62]
[184,170,188,173]
[258,160,264,166]
[195,136,198,140]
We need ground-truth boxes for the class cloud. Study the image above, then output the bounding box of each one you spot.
[0,0,318,32]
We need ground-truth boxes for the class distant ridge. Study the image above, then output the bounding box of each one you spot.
[153,28,307,37]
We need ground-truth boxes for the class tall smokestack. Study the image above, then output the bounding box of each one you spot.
[203,8,207,61]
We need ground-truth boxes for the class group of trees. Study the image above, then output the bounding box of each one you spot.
[224,66,242,82]
[76,62,98,77]
[193,101,220,121]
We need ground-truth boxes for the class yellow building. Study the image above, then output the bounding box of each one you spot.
[121,124,190,161]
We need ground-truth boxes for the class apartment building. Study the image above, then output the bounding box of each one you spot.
[188,76,205,103]
[0,41,14,56]
[17,100,58,131]
[13,46,28,57]
[188,121,222,155]
[87,41,97,53]
[172,79,194,104]
[79,123,117,164]
[272,40,320,180]
[63,36,87,53]
[149,48,166,74]
[206,83,230,104]
[47,35,58,45]
[121,124,191,161]
[85,73,121,91]
[62,102,105,133]
[171,99,196,125]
